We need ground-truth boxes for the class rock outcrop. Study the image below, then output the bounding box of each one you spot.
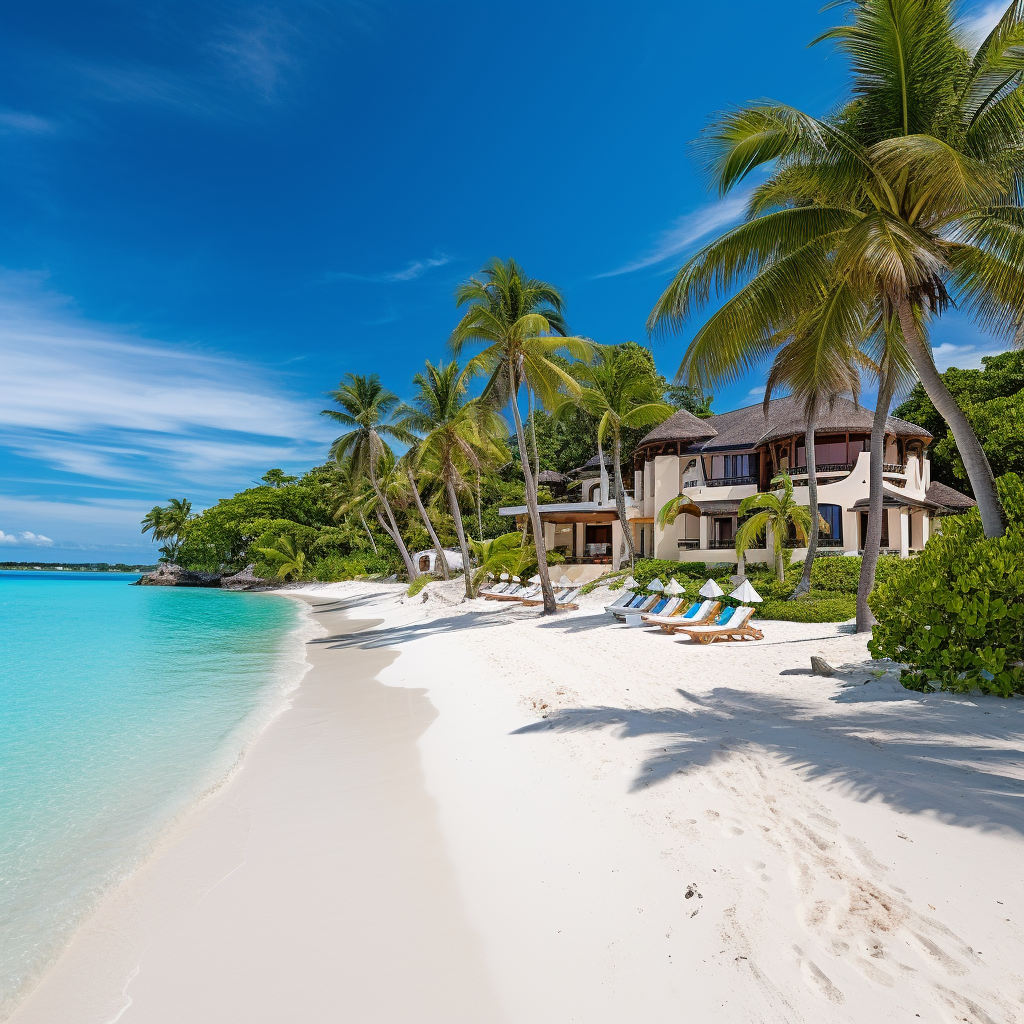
[134,563,222,587]
[221,564,275,591]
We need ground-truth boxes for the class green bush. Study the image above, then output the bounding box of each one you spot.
[407,573,435,597]
[868,474,1024,697]
[308,551,397,582]
[758,593,857,622]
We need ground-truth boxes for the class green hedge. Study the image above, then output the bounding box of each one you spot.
[758,593,857,622]
[869,474,1024,697]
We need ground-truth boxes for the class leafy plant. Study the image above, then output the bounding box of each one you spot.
[869,474,1024,697]
[255,534,308,582]
[735,473,822,582]
[407,573,436,597]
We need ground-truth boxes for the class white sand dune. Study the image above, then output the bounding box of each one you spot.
[10,580,1024,1023]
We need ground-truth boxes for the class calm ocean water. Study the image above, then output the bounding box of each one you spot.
[0,572,313,1016]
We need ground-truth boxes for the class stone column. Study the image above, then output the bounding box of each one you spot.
[921,513,930,547]
[699,515,709,552]
[899,510,910,559]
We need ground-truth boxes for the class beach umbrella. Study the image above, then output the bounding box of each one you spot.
[558,574,573,586]
[529,575,540,584]
[699,579,724,599]
[729,579,763,604]
[512,576,521,582]
[647,577,665,592]
[500,572,509,581]
[622,576,638,591]
[665,578,685,596]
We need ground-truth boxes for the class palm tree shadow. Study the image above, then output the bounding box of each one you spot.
[514,686,1024,836]
[310,609,516,650]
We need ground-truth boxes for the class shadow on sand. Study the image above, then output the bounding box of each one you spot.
[514,685,1024,837]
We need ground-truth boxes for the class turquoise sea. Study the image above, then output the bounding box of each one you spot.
[0,572,312,1016]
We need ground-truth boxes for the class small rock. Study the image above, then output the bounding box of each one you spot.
[810,656,835,677]
[134,563,222,588]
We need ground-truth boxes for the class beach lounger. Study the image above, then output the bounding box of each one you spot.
[674,605,763,644]
[604,590,637,613]
[610,594,659,620]
[520,587,583,610]
[642,600,721,632]
[484,584,539,602]
[479,581,514,596]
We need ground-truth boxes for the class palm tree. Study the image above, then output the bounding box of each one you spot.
[141,498,194,562]
[567,345,673,570]
[735,472,822,583]
[330,456,380,554]
[761,318,865,598]
[399,360,508,599]
[648,0,1024,540]
[450,258,595,613]
[255,534,307,581]
[321,373,419,579]
[397,447,450,580]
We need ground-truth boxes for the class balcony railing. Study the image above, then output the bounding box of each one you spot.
[784,536,846,549]
[882,463,906,474]
[791,463,854,475]
[703,476,758,488]
[677,539,700,550]
[682,479,701,489]
[707,538,736,549]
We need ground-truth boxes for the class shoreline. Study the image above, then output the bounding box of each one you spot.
[9,578,1024,1022]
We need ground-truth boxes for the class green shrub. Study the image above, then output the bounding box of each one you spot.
[757,593,856,622]
[308,551,397,582]
[407,573,435,597]
[868,474,1024,697]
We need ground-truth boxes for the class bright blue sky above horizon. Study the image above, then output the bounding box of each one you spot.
[0,0,1011,562]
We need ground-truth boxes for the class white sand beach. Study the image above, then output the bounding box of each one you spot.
[10,581,1024,1024]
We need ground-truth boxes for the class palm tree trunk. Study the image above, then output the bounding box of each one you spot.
[446,478,475,599]
[597,437,609,504]
[895,299,1004,538]
[476,471,484,541]
[792,408,819,599]
[368,443,417,579]
[612,433,636,570]
[529,389,540,482]
[406,466,449,580]
[511,375,556,613]
[856,369,897,632]
[359,512,378,555]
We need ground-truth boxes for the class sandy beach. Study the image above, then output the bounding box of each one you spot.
[10,580,1024,1023]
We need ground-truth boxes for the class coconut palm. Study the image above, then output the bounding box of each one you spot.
[255,534,307,581]
[141,498,194,561]
[450,258,596,613]
[735,472,823,583]
[399,360,508,598]
[397,447,450,580]
[566,344,673,570]
[321,373,419,579]
[649,0,1024,540]
[330,456,380,554]
[761,316,867,598]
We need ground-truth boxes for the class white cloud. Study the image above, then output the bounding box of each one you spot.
[0,109,56,134]
[0,272,332,491]
[962,3,1005,49]
[0,530,53,546]
[323,255,452,284]
[596,196,749,278]
[931,340,1007,372]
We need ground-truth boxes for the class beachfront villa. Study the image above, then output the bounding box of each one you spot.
[500,395,976,571]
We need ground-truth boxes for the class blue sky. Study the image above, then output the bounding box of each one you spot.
[0,0,1011,562]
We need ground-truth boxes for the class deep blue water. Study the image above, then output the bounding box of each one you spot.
[0,572,310,1014]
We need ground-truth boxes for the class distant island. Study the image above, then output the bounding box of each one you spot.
[0,562,157,572]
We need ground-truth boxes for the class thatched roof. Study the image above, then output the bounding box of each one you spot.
[925,481,977,514]
[849,489,940,512]
[637,408,718,447]
[636,395,931,455]
[537,469,568,484]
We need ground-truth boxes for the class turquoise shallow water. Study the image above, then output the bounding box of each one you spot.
[0,572,311,1016]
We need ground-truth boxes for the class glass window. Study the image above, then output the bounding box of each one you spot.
[819,504,843,543]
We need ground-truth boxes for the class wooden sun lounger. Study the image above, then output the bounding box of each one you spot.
[674,605,763,644]
[520,587,583,610]
[643,601,721,632]
[610,593,659,620]
[484,585,540,602]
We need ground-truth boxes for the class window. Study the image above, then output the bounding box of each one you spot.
[819,504,843,544]
[709,453,757,479]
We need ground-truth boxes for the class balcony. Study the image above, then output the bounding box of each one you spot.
[791,463,854,476]
[682,479,701,489]
[677,539,700,550]
[882,463,906,474]
[783,536,846,549]
[707,538,736,549]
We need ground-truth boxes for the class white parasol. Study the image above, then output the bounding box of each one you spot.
[698,579,724,598]
[665,578,685,596]
[529,575,541,584]
[647,577,665,592]
[558,575,573,587]
[622,576,638,591]
[729,579,763,603]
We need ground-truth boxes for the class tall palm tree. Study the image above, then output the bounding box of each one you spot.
[450,258,595,613]
[141,498,194,562]
[321,373,419,579]
[567,345,673,570]
[331,456,380,554]
[397,446,450,580]
[761,318,866,597]
[400,360,508,599]
[734,473,822,583]
[648,0,1024,540]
